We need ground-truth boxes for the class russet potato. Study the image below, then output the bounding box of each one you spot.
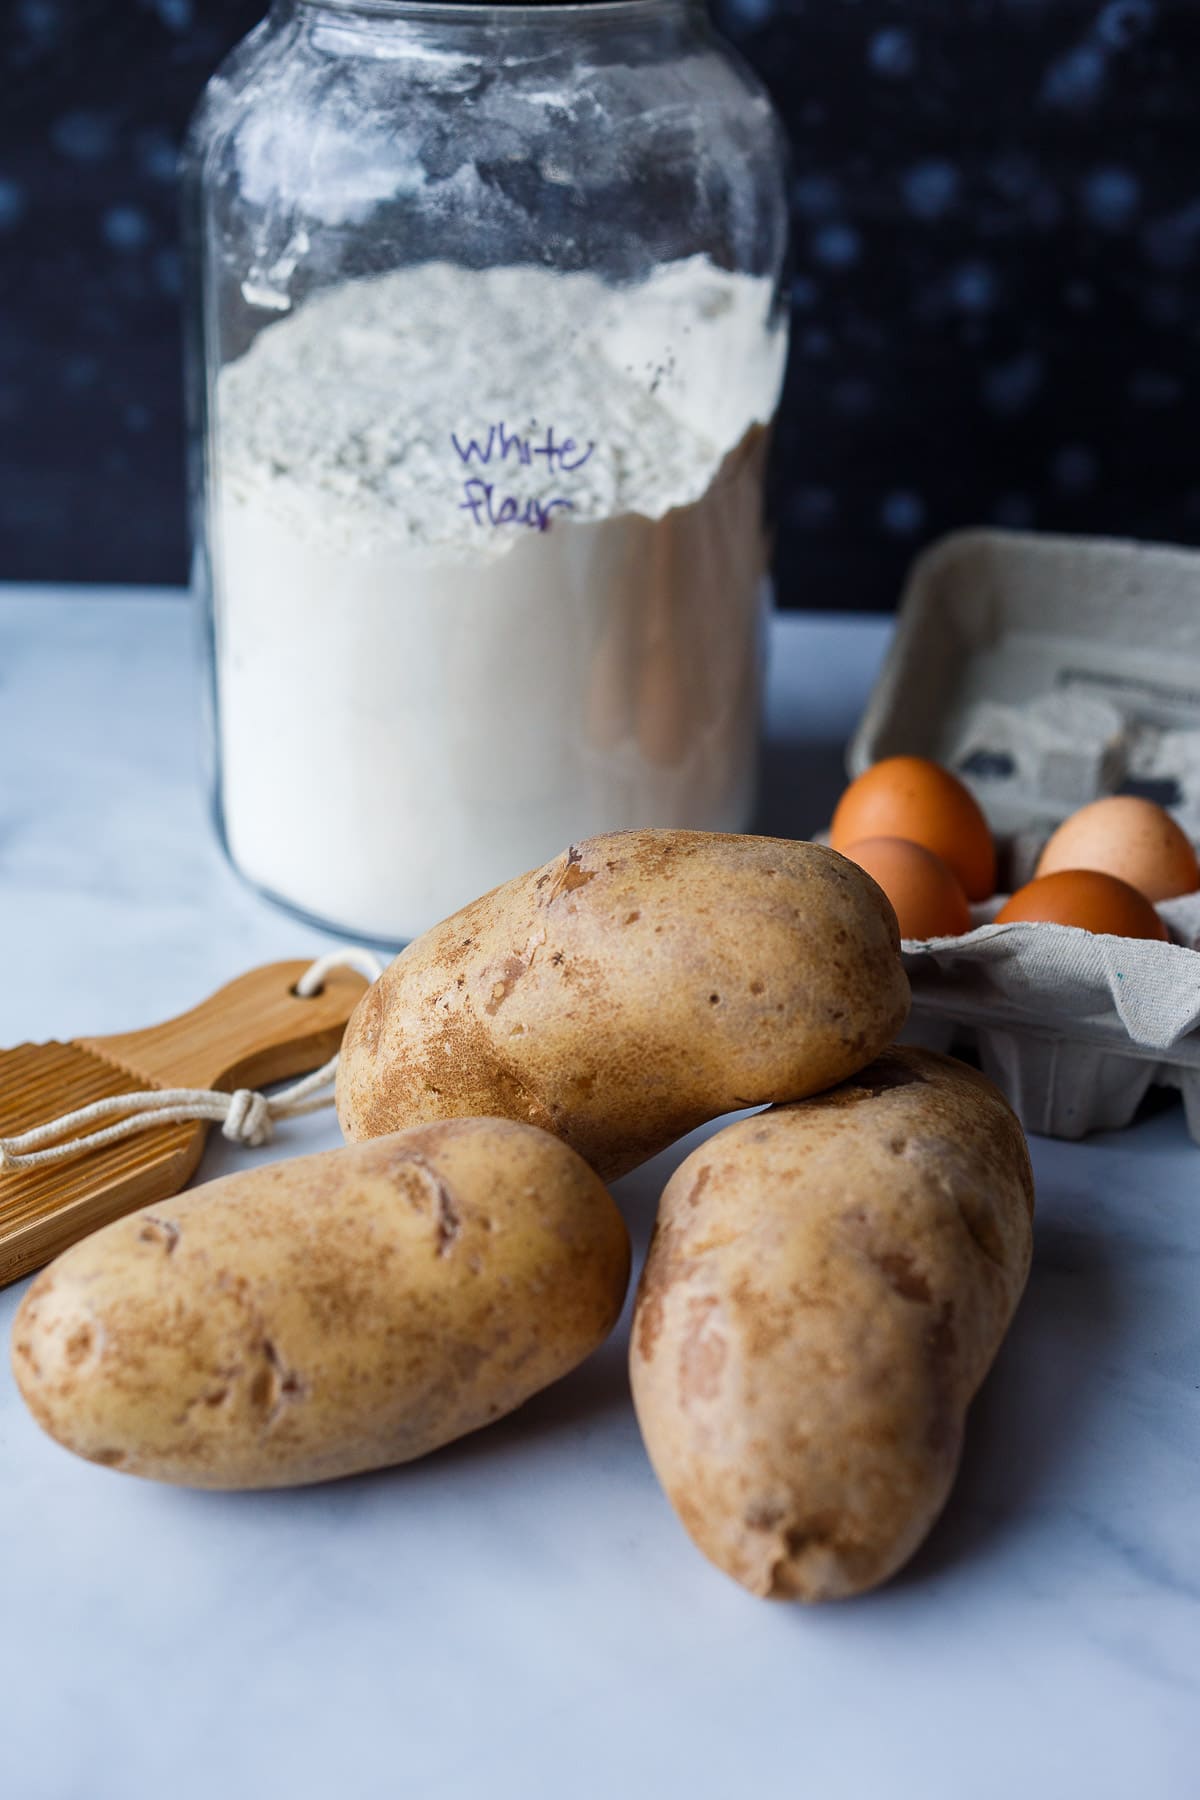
[12,1118,630,1489]
[336,829,910,1180]
[630,1048,1034,1600]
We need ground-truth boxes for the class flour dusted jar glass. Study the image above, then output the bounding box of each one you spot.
[184,0,789,942]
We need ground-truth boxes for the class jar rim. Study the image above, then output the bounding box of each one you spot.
[295,0,698,18]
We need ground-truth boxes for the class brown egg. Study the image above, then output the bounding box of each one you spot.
[841,836,972,940]
[830,756,996,901]
[996,870,1168,941]
[1035,796,1200,902]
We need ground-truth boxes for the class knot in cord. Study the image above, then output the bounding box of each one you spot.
[221,1088,275,1148]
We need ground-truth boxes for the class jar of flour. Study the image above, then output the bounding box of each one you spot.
[183,0,789,942]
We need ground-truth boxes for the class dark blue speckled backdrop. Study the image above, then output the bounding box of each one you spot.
[2,0,1199,608]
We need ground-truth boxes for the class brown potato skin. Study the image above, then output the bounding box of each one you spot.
[11,1119,630,1489]
[629,1048,1034,1601]
[336,829,910,1181]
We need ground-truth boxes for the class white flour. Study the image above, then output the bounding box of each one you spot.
[211,256,786,941]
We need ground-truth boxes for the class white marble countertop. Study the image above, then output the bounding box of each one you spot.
[1,586,1197,1799]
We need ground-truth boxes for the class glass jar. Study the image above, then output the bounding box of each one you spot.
[183,0,789,944]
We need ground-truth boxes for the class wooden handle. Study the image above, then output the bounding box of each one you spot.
[76,960,371,1093]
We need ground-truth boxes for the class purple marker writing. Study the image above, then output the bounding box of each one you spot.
[451,421,596,477]
[459,478,574,533]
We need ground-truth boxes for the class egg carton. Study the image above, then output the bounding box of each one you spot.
[849,528,1200,1144]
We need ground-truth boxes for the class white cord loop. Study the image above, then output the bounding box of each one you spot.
[0,949,384,1176]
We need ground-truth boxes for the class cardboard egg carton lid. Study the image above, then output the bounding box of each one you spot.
[847,527,1200,1143]
[849,527,1200,846]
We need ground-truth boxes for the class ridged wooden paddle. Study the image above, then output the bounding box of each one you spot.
[0,959,369,1287]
